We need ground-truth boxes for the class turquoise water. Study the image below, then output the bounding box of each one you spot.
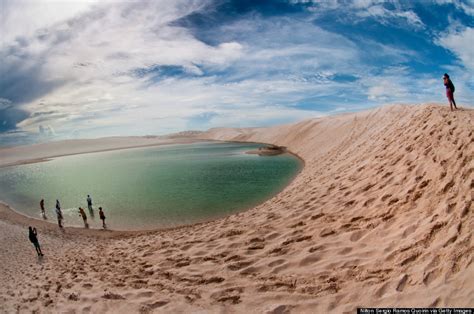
[0,142,302,230]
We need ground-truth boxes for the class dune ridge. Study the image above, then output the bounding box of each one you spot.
[0,104,472,313]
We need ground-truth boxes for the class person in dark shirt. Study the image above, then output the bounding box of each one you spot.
[40,198,46,219]
[28,226,43,257]
[99,207,106,229]
[55,199,63,228]
[443,73,457,111]
[86,195,94,218]
[87,195,93,211]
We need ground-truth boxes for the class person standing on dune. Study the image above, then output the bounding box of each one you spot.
[443,73,457,111]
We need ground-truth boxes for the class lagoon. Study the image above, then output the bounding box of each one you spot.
[0,142,302,230]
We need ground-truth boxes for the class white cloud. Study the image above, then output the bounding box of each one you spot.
[363,67,426,103]
[31,1,242,82]
[0,0,100,45]
[293,0,424,29]
[9,9,366,137]
[355,5,424,28]
[367,80,407,101]
[432,0,474,16]
[437,27,474,70]
[2,0,470,142]
[352,0,383,9]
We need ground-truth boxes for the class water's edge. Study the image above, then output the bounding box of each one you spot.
[0,139,305,235]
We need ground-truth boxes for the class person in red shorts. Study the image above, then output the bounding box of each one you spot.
[443,73,457,111]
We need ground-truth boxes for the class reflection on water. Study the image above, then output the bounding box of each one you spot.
[0,142,302,230]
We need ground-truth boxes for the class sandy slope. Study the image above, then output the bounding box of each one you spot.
[0,104,472,313]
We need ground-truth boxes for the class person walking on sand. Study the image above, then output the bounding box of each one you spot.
[78,207,88,228]
[87,195,93,211]
[40,198,46,219]
[28,226,43,257]
[443,73,458,111]
[55,199,63,228]
[98,207,106,229]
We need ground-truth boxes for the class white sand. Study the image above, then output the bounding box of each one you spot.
[0,103,472,313]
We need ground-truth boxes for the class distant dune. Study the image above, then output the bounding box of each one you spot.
[0,103,472,312]
[0,136,202,168]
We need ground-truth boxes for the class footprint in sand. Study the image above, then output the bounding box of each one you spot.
[320,228,335,237]
[266,304,293,314]
[338,247,352,255]
[228,260,253,271]
[396,274,408,292]
[429,297,442,307]
[363,198,375,207]
[299,253,322,266]
[402,224,417,238]
[211,287,243,304]
[141,300,169,311]
[350,230,367,242]
[423,268,441,286]
[199,276,225,284]
[440,179,455,194]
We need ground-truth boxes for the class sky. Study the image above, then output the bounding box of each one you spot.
[1,0,473,146]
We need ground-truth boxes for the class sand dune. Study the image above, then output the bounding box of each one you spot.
[0,104,472,313]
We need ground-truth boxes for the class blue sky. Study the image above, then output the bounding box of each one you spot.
[0,0,473,146]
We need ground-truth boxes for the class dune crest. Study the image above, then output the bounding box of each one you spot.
[1,104,472,312]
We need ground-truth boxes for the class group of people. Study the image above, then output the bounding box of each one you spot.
[76,195,107,229]
[40,195,106,229]
[30,195,108,257]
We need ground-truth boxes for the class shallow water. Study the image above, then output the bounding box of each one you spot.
[0,142,302,230]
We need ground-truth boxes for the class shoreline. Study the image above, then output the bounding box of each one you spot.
[0,137,209,169]
[0,140,305,236]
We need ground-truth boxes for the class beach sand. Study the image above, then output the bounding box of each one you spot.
[0,104,472,313]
